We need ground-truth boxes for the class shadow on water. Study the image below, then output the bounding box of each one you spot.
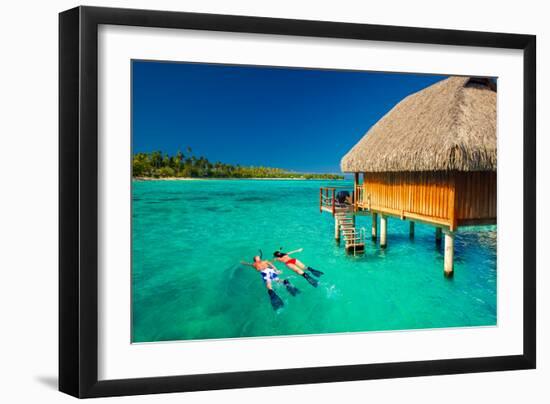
[235,196,270,203]
[203,206,233,213]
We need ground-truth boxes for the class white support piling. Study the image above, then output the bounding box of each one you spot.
[380,214,387,249]
[444,230,455,277]
[435,227,442,245]
[371,212,378,240]
[334,219,340,243]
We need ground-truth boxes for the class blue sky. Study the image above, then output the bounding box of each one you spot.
[132,61,446,173]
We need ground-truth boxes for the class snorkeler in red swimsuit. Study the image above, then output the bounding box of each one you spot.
[285,258,297,265]
[273,248,324,287]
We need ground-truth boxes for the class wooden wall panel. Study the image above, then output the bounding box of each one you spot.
[362,171,451,222]
[357,171,496,228]
[455,171,497,221]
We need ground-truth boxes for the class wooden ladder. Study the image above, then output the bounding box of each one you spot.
[335,209,366,255]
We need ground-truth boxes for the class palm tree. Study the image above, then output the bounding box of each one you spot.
[176,150,184,172]
[151,150,162,169]
[162,153,171,168]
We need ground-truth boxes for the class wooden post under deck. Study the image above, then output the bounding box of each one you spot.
[334,218,340,243]
[444,230,454,277]
[371,212,378,240]
[354,172,359,212]
[380,214,387,248]
[435,227,442,245]
[331,188,335,216]
[409,222,415,239]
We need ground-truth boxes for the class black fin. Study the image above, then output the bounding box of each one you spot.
[268,289,284,310]
[302,272,318,287]
[307,267,324,277]
[284,280,300,296]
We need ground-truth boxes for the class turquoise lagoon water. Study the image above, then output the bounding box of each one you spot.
[132,179,496,343]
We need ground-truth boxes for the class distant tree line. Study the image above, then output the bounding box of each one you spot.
[132,148,344,180]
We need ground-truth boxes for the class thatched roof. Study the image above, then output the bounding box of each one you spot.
[341,76,496,172]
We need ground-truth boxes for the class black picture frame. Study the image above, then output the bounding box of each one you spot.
[59,5,536,398]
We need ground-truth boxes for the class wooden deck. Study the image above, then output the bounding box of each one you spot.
[319,186,355,215]
[320,186,365,255]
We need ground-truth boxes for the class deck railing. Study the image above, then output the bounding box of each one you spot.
[345,227,367,256]
[354,184,369,210]
[319,187,335,214]
[319,186,355,215]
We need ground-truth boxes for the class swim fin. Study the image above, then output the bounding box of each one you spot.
[307,267,324,277]
[283,279,300,296]
[302,272,318,287]
[268,289,284,310]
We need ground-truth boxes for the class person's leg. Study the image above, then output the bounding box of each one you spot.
[266,280,284,309]
[287,263,304,275]
[297,260,324,277]
[294,260,306,270]
[288,264,318,287]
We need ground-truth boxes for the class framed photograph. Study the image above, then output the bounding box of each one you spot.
[59,6,536,398]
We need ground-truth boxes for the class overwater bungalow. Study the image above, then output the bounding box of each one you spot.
[320,76,496,276]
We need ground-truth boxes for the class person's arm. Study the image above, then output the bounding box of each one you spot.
[240,261,255,267]
[285,248,303,255]
[267,261,282,274]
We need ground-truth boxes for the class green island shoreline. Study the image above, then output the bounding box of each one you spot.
[132,149,344,180]
[134,176,344,181]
